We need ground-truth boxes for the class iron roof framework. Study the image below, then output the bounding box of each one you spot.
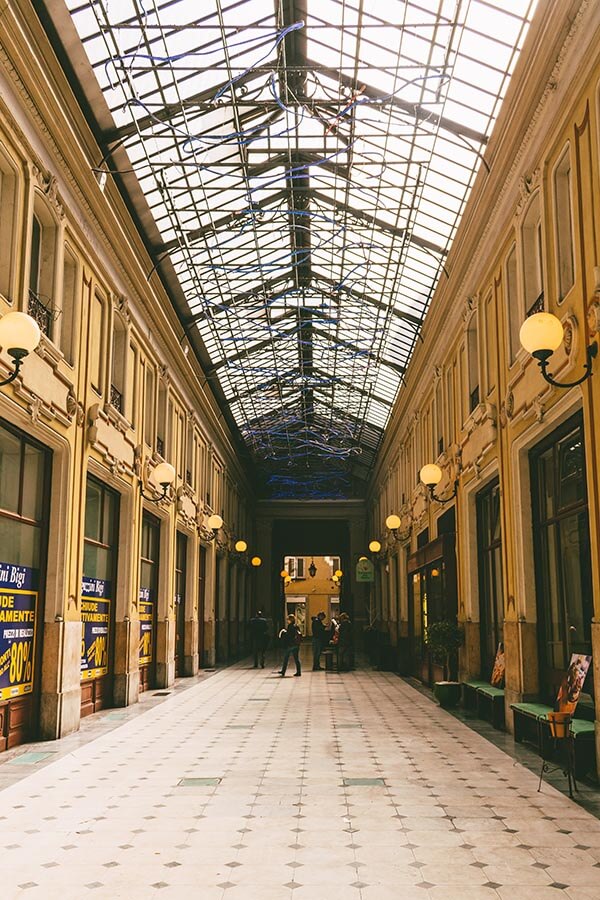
[60,0,536,499]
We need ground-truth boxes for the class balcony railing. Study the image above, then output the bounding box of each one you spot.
[28,289,53,338]
[526,290,544,318]
[110,384,123,414]
[469,384,480,413]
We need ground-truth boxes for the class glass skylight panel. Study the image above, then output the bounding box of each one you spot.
[62,0,537,497]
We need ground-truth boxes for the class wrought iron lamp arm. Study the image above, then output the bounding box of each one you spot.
[0,349,27,387]
[428,479,459,504]
[139,481,169,503]
[533,342,597,389]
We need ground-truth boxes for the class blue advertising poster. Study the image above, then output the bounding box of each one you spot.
[81,576,111,680]
[0,563,39,702]
[139,586,154,665]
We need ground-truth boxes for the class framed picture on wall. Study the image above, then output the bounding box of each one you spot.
[556,654,592,715]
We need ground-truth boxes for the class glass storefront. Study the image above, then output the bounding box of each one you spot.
[139,513,160,692]
[0,421,49,750]
[81,477,119,716]
[530,412,593,701]
[476,478,504,679]
[407,534,457,684]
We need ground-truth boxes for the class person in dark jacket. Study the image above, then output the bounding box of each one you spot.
[338,612,354,671]
[249,610,269,668]
[311,611,327,671]
[279,614,302,677]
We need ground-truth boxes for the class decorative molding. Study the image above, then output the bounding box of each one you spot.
[587,299,600,336]
[114,294,131,325]
[31,163,65,220]
[66,389,85,427]
[515,168,541,216]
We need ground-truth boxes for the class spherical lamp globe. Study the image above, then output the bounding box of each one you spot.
[420,463,442,487]
[519,312,564,356]
[386,514,401,531]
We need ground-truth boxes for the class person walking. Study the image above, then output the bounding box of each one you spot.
[311,611,327,671]
[338,612,354,671]
[279,614,302,677]
[249,609,269,668]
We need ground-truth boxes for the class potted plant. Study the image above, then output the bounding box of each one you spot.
[424,619,463,708]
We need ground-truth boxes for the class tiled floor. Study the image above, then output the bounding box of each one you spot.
[2,652,600,899]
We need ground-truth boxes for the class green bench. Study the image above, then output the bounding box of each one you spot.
[511,702,596,778]
[462,680,505,730]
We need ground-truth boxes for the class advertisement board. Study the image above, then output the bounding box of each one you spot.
[0,563,38,702]
[81,576,111,680]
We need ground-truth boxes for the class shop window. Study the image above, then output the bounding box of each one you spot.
[28,201,57,339]
[82,478,118,700]
[110,312,127,414]
[522,192,544,317]
[530,413,593,702]
[554,146,575,302]
[60,244,79,365]
[144,364,155,447]
[466,315,479,413]
[0,147,19,302]
[505,243,520,363]
[476,478,504,679]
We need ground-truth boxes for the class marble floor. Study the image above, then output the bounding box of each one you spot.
[2,652,600,900]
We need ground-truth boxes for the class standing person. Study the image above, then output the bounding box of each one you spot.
[249,609,269,668]
[338,612,354,672]
[311,611,327,671]
[279,614,302,677]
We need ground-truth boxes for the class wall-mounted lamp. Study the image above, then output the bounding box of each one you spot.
[251,556,262,567]
[520,312,597,388]
[334,569,343,579]
[140,461,176,503]
[206,513,223,541]
[308,558,317,578]
[385,513,412,542]
[0,311,41,387]
[368,540,381,554]
[420,463,458,503]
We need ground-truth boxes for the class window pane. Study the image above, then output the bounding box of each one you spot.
[84,480,103,542]
[0,517,41,569]
[557,430,584,510]
[21,443,45,522]
[0,427,21,514]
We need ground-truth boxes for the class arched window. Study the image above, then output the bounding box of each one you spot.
[554,145,575,302]
[28,197,58,338]
[144,364,155,448]
[521,192,544,317]
[0,145,20,302]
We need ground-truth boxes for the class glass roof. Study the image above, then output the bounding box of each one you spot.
[62,0,537,498]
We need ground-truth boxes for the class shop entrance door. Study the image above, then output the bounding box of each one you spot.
[0,421,50,750]
[175,532,187,677]
[139,513,160,692]
[81,477,119,717]
[407,534,457,685]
